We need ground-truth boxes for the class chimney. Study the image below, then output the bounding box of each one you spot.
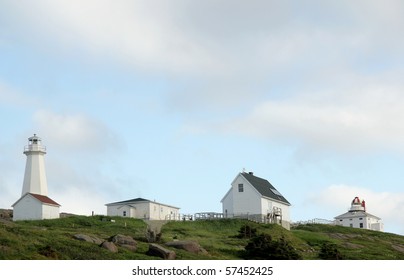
[248,171,254,175]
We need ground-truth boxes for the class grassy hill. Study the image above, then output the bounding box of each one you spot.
[1,215,403,260]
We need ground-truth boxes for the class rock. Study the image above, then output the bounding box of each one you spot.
[101,241,118,253]
[147,243,176,260]
[73,234,103,245]
[110,234,137,246]
[109,234,137,252]
[165,240,208,254]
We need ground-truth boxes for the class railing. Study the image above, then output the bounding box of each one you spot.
[24,145,46,152]
[292,218,336,226]
[165,214,194,221]
[165,212,283,225]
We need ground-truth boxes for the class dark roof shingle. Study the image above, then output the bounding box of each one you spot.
[241,172,291,205]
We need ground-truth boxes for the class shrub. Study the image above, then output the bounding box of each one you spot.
[318,242,343,260]
[243,233,301,260]
[237,224,257,239]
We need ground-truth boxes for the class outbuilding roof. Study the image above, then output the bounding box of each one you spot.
[105,197,180,209]
[12,193,60,207]
[334,211,381,220]
[241,172,291,205]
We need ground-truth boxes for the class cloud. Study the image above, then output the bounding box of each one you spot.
[32,110,122,154]
[0,1,221,75]
[3,0,404,114]
[53,186,106,216]
[213,81,404,155]
[308,184,404,235]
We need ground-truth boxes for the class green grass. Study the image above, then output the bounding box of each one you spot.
[1,216,403,259]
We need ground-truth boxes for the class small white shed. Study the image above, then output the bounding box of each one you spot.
[12,193,60,221]
[105,198,180,220]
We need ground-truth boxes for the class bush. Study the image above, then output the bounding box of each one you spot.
[318,242,343,260]
[243,233,301,260]
[237,224,257,239]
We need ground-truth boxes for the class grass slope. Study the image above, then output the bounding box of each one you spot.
[1,216,403,260]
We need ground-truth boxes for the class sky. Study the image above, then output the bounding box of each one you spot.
[1,0,404,235]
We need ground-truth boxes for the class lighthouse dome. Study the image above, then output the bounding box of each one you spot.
[349,196,366,212]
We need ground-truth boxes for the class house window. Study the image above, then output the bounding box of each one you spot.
[360,223,363,228]
[359,218,363,220]
[123,211,127,217]
[238,184,244,192]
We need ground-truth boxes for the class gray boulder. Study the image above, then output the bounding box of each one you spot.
[147,243,176,260]
[109,234,137,252]
[165,240,208,254]
[100,241,118,253]
[73,234,103,245]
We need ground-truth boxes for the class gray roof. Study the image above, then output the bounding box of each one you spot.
[105,197,180,209]
[241,172,291,205]
[334,211,381,220]
[106,198,150,205]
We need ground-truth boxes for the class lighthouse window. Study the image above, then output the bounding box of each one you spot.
[238,184,244,192]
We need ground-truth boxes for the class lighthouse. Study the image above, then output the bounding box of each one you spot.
[12,134,60,221]
[21,134,48,196]
[334,196,383,232]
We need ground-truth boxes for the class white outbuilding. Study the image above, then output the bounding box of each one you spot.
[334,196,384,231]
[221,171,291,230]
[105,198,180,220]
[12,134,60,221]
[12,193,60,221]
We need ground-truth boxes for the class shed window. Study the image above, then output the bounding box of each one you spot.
[238,184,244,192]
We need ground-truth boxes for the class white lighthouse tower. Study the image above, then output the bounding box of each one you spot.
[21,134,48,196]
[12,134,60,221]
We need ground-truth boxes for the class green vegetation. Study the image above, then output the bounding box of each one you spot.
[0,216,403,260]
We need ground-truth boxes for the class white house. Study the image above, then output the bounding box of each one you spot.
[105,198,180,220]
[12,193,60,221]
[334,196,384,232]
[221,171,291,230]
[12,134,60,221]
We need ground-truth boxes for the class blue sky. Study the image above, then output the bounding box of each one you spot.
[1,0,404,235]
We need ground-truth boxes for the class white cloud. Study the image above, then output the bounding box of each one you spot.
[54,186,106,216]
[308,184,404,235]
[1,0,221,75]
[32,110,121,154]
[217,82,404,155]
